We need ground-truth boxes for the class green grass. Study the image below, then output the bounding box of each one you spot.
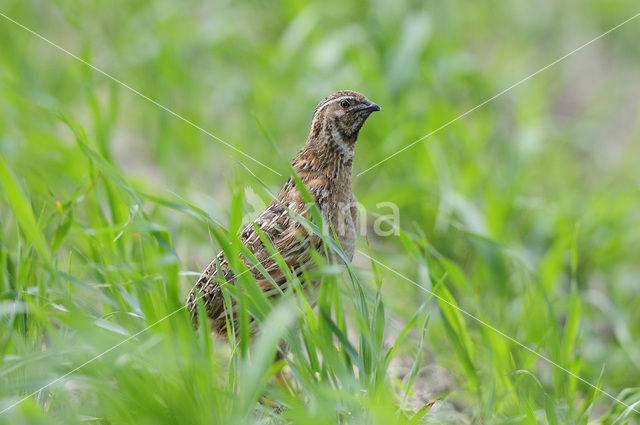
[2,0,640,423]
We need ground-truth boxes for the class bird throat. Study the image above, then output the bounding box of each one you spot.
[330,126,354,159]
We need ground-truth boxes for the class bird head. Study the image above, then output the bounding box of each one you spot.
[308,90,380,155]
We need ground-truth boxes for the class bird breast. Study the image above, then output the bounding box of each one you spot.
[321,188,358,263]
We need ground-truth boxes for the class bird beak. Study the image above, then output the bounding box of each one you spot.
[360,100,381,113]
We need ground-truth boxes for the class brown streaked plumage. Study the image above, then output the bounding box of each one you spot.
[186,90,380,335]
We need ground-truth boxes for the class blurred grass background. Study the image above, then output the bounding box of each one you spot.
[1,0,640,423]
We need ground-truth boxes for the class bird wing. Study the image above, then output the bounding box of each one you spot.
[187,177,326,333]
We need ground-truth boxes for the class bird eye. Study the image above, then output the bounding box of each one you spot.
[340,100,350,108]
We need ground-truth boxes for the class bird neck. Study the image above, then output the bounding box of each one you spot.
[291,131,356,188]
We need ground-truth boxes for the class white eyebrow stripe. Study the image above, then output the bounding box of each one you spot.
[314,95,355,117]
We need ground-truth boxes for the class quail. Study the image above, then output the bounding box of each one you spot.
[186,90,380,334]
